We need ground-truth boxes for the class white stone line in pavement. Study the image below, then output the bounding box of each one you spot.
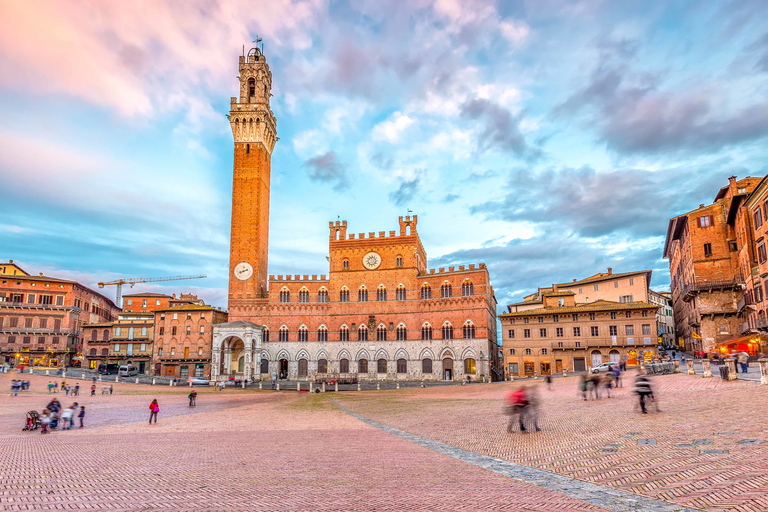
[329,399,700,512]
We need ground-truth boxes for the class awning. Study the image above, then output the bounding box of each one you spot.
[713,333,764,350]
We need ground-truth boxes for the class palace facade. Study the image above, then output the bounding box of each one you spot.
[212,49,498,383]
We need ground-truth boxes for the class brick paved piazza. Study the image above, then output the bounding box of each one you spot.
[1,372,765,511]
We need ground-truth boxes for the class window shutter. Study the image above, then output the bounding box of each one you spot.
[709,215,714,226]
[696,217,701,228]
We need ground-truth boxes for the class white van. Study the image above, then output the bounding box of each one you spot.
[118,365,139,377]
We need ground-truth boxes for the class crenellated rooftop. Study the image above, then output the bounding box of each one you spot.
[269,274,328,282]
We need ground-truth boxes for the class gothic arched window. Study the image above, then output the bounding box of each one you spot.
[339,325,349,342]
[248,78,256,98]
[396,324,407,341]
[318,288,328,303]
[279,288,290,303]
[441,283,452,298]
[421,324,432,341]
[317,325,328,342]
[279,326,289,342]
[299,288,309,303]
[442,323,454,340]
[396,285,407,301]
[357,324,368,341]
[340,287,349,303]
[421,284,431,299]
[462,280,474,296]
[463,321,476,339]
[377,324,387,341]
[298,326,308,342]
[377,285,387,301]
[358,286,368,302]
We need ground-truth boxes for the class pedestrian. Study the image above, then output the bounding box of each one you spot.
[48,381,54,393]
[271,371,277,390]
[149,399,159,424]
[92,376,97,384]
[525,385,542,431]
[604,369,615,398]
[68,403,78,429]
[738,351,749,373]
[78,406,85,429]
[589,373,601,400]
[505,386,529,432]
[90,385,95,396]
[613,365,622,388]
[73,383,79,396]
[61,405,73,430]
[633,368,653,414]
[109,385,113,395]
[579,375,588,401]
[188,390,197,407]
[544,374,552,391]
[54,381,59,393]
[40,409,51,434]
[11,379,18,396]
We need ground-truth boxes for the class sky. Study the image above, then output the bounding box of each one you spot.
[1,0,768,310]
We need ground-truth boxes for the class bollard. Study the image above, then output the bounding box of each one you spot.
[322,382,326,393]
[673,360,680,373]
[297,382,300,392]
[335,382,338,392]
[169,379,173,387]
[309,382,313,393]
[259,381,262,390]
[46,370,49,376]
[82,373,85,379]
[759,358,768,385]
[702,359,712,378]
[29,368,33,374]
[115,376,119,383]
[98,375,102,381]
[190,380,193,387]
[533,372,538,380]
[276,383,280,391]
[357,381,361,391]
[376,381,380,390]
[563,369,568,377]
[152,378,156,385]
[725,358,738,381]
[686,359,695,375]
[396,381,400,389]
[420,380,425,388]
[136,377,140,384]
[62,371,66,378]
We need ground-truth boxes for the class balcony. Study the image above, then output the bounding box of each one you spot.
[551,337,655,350]
[739,321,757,335]
[756,317,768,330]
[109,350,153,359]
[0,327,79,336]
[688,312,701,326]
[681,275,745,302]
[738,293,755,313]
[0,301,75,311]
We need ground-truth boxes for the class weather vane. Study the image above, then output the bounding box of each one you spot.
[253,36,264,55]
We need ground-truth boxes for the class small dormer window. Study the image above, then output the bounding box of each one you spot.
[248,78,256,98]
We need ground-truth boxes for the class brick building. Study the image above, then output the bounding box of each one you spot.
[211,48,498,383]
[649,290,675,347]
[0,261,120,367]
[664,176,763,353]
[500,289,658,377]
[153,304,228,379]
[122,293,172,313]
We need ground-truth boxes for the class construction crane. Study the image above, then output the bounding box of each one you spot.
[98,274,207,308]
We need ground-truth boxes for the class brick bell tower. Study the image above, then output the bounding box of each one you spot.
[227,47,277,305]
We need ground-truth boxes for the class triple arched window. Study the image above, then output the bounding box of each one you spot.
[299,288,309,302]
[421,284,432,299]
[377,324,387,341]
[396,324,407,341]
[317,325,328,342]
[462,280,474,296]
[421,324,433,341]
[377,286,387,301]
[441,283,452,298]
[339,325,349,342]
[318,289,328,303]
[279,288,290,303]
[442,323,454,340]
[358,286,368,302]
[463,321,476,339]
[357,325,368,341]
[396,285,407,301]
[298,326,308,342]
[279,326,289,342]
[340,287,349,303]
[263,328,270,342]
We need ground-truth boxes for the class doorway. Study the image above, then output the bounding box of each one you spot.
[590,350,603,368]
[555,359,563,373]
[279,359,288,379]
[524,361,534,376]
[442,358,453,380]
[138,362,146,374]
[164,366,175,377]
[609,350,620,364]
[573,357,586,372]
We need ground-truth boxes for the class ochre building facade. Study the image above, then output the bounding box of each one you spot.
[212,49,498,383]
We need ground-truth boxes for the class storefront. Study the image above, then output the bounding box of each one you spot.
[713,335,764,357]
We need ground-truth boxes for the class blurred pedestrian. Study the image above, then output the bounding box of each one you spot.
[271,371,277,390]
[11,379,19,396]
[613,365,622,388]
[47,381,54,393]
[525,385,542,431]
[604,369,615,398]
[73,383,79,396]
[40,409,51,434]
[589,373,601,400]
[188,390,197,407]
[579,375,588,401]
[109,385,113,395]
[633,368,653,414]
[149,399,159,424]
[61,405,74,430]
[544,374,552,390]
[506,386,529,432]
[738,351,750,373]
[90,385,95,396]
[78,406,85,429]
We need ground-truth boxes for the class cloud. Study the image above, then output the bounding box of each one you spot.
[471,164,734,238]
[372,112,415,143]
[499,19,530,45]
[555,40,768,154]
[443,193,460,203]
[389,176,422,206]
[303,151,350,191]
[460,99,540,158]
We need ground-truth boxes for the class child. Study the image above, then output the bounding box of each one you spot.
[61,405,73,430]
[40,409,51,434]
[78,406,85,429]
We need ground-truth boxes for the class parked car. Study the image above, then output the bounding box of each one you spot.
[118,365,139,377]
[187,377,210,386]
[98,363,120,375]
[591,362,617,374]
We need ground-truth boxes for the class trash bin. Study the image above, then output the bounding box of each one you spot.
[719,365,729,380]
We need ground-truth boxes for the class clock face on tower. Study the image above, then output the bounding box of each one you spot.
[234,261,254,280]
[362,252,382,270]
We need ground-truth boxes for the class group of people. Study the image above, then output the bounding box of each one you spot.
[9,379,30,395]
[579,366,623,400]
[47,380,80,396]
[39,399,85,434]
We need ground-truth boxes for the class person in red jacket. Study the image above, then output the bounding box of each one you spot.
[506,387,529,432]
[149,399,159,424]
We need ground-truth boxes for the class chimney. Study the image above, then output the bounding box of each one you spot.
[9,259,13,263]
[573,279,577,283]
[39,273,43,277]
[607,268,612,275]
[728,175,737,184]
[172,293,176,299]
[699,204,705,209]
[552,284,558,293]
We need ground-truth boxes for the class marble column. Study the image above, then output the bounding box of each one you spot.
[686,359,695,375]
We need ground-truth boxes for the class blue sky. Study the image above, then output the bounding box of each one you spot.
[1,0,768,309]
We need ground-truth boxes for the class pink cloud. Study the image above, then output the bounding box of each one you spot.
[0,0,327,117]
